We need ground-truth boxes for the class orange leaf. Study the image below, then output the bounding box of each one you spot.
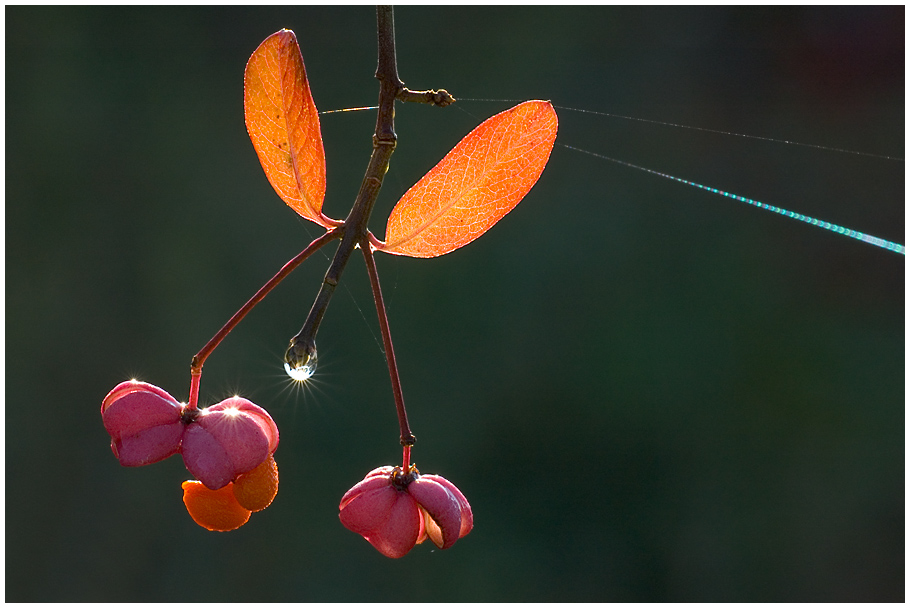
[379,100,558,258]
[233,455,279,512]
[244,29,337,228]
[182,480,251,532]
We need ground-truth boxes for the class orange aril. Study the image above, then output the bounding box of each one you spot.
[233,455,279,512]
[182,480,251,531]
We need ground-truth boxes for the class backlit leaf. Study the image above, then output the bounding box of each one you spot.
[244,29,338,228]
[379,100,558,258]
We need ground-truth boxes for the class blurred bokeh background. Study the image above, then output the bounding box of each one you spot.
[6,6,903,602]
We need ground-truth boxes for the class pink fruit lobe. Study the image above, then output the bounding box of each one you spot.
[100,380,184,467]
[338,466,473,558]
[181,397,279,490]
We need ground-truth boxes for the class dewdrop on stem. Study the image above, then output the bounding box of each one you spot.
[285,344,317,381]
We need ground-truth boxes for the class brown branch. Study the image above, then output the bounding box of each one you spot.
[284,7,457,446]
[285,6,403,368]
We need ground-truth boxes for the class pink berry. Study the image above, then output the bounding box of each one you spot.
[339,466,472,558]
[101,382,280,492]
[181,397,279,490]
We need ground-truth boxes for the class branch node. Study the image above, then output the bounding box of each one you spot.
[397,87,456,107]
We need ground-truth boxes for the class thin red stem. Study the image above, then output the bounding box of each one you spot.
[402,444,411,471]
[185,229,340,409]
[361,238,415,446]
[186,369,202,411]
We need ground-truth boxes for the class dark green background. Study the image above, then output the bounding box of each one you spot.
[6,6,903,602]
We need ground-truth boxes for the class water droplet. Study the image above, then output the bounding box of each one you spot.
[284,348,317,382]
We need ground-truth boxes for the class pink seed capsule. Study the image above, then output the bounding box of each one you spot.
[180,397,279,490]
[339,466,472,558]
[101,381,280,492]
